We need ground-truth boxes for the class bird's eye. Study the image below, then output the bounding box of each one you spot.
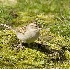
[35,25,37,27]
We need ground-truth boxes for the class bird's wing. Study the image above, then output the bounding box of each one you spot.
[15,26,26,34]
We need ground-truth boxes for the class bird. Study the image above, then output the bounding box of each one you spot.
[0,22,41,48]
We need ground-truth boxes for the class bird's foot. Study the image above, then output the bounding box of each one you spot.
[15,43,25,50]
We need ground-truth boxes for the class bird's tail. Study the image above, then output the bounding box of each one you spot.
[0,24,12,29]
[0,23,16,32]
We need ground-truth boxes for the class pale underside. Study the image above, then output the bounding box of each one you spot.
[15,26,40,43]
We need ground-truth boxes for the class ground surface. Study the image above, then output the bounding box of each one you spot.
[0,0,70,69]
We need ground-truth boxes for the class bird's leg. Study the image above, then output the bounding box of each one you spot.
[16,40,25,50]
[17,42,22,48]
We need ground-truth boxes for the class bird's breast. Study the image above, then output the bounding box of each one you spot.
[16,30,40,43]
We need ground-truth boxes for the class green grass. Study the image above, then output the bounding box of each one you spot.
[0,0,70,69]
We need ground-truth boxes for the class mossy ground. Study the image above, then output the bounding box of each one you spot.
[0,0,70,69]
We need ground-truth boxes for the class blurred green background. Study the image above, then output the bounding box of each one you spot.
[0,0,70,69]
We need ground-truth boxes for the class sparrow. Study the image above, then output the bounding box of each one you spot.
[0,22,41,48]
